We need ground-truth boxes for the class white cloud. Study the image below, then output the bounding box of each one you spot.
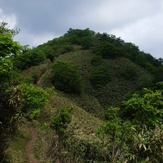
[68,0,161,29]
[32,33,59,47]
[14,29,58,47]
[109,11,163,58]
[0,8,17,29]
[1,0,163,58]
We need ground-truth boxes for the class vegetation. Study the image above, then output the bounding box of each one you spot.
[122,84,163,128]
[0,22,23,162]
[50,107,72,135]
[18,84,49,119]
[14,48,46,70]
[0,22,49,162]
[90,64,111,88]
[1,23,163,162]
[51,61,82,93]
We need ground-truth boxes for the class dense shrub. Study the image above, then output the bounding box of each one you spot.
[19,84,49,119]
[41,45,55,61]
[80,36,93,49]
[130,125,163,162]
[122,86,163,128]
[0,87,19,162]
[51,61,82,93]
[14,48,46,70]
[50,107,72,135]
[65,28,94,46]
[0,33,22,57]
[0,58,13,84]
[55,45,74,54]
[95,42,121,58]
[98,111,163,162]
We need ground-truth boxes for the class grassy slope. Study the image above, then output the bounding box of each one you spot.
[5,118,31,163]
[6,92,103,162]
[56,47,152,108]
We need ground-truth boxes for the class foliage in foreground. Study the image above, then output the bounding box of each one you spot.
[122,83,163,128]
[18,84,49,119]
[0,21,50,162]
[54,85,163,162]
[96,85,163,162]
[0,21,22,162]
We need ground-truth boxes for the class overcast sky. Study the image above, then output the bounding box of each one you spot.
[0,0,163,58]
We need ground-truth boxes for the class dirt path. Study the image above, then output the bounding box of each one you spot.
[26,128,38,163]
[36,69,49,86]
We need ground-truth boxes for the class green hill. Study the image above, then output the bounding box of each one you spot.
[17,28,158,118]
[1,26,163,162]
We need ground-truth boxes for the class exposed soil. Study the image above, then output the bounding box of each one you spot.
[26,128,38,163]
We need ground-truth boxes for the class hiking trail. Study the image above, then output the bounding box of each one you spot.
[26,128,38,163]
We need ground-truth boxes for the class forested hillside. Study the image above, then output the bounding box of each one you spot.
[0,22,163,162]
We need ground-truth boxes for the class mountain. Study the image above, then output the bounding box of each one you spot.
[2,28,163,162]
[14,28,162,116]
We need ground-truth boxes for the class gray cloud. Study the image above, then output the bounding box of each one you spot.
[0,0,163,58]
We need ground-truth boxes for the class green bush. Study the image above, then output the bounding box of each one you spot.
[97,105,163,162]
[41,45,56,61]
[14,48,46,70]
[80,36,93,49]
[65,28,94,45]
[0,22,22,162]
[51,61,82,93]
[122,87,163,128]
[19,84,49,119]
[0,33,22,57]
[0,58,13,85]
[95,42,121,58]
[129,125,163,162]
[50,107,72,135]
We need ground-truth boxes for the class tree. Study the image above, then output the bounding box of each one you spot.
[65,28,94,46]
[122,85,163,128]
[18,84,49,119]
[98,107,135,162]
[50,107,72,161]
[0,58,13,85]
[0,21,22,162]
[0,21,19,36]
[0,22,21,58]
[14,48,46,70]
[80,36,93,49]
[98,102,163,162]
[95,42,123,59]
[0,22,22,86]
[51,107,72,136]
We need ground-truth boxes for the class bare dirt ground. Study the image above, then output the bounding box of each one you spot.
[26,128,38,163]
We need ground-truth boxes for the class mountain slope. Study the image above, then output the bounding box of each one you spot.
[6,28,163,162]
